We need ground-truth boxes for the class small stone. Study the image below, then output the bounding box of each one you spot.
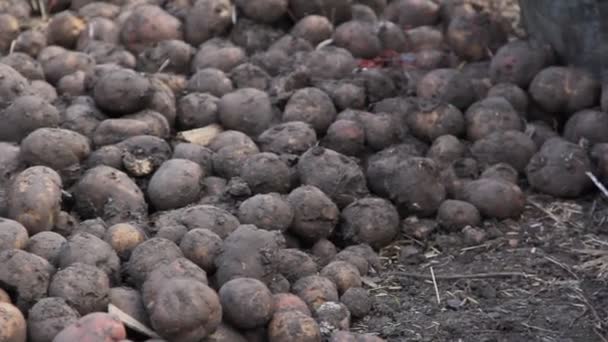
[402,217,438,240]
[446,298,462,310]
[462,226,487,245]
[398,245,424,265]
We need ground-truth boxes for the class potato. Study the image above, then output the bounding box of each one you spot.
[407,102,465,143]
[352,4,377,23]
[56,71,86,97]
[185,0,232,47]
[213,143,260,179]
[291,15,333,46]
[147,159,204,211]
[313,301,351,333]
[52,312,126,342]
[339,197,399,249]
[138,39,194,74]
[0,218,28,252]
[403,25,443,51]
[120,5,183,53]
[273,293,312,316]
[0,95,60,142]
[340,287,371,319]
[303,47,357,80]
[481,162,518,184]
[235,0,287,23]
[322,119,366,156]
[73,166,147,224]
[289,0,352,23]
[376,20,407,52]
[126,237,184,287]
[240,153,291,194]
[292,275,339,310]
[148,279,222,342]
[436,199,481,232]
[191,38,246,73]
[286,185,339,242]
[71,218,106,239]
[320,261,361,295]
[526,137,593,198]
[465,97,524,141]
[141,257,209,307]
[104,223,145,261]
[446,11,506,61]
[529,66,600,115]
[204,323,248,342]
[333,110,400,151]
[258,122,318,155]
[229,63,271,90]
[219,277,274,329]
[416,69,475,110]
[214,225,286,287]
[7,166,62,235]
[268,311,322,342]
[353,69,397,103]
[116,135,173,177]
[471,130,537,172]
[0,302,26,342]
[179,228,222,273]
[489,40,552,88]
[318,81,366,112]
[383,0,438,28]
[57,232,120,283]
[153,204,240,238]
[93,68,151,116]
[276,248,318,283]
[563,109,608,145]
[457,178,525,219]
[48,262,109,315]
[0,53,45,80]
[41,50,95,85]
[238,193,294,232]
[333,21,381,59]
[84,145,123,170]
[25,232,66,267]
[109,286,149,327]
[219,88,274,136]
[156,225,188,243]
[525,121,559,149]
[426,134,466,168]
[77,2,120,18]
[486,83,528,115]
[311,239,337,267]
[27,297,80,342]
[187,68,234,97]
[124,110,171,140]
[47,11,86,49]
[13,30,47,58]
[343,244,380,272]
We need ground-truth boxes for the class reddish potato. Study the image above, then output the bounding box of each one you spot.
[292,275,339,310]
[320,261,362,295]
[489,40,552,88]
[268,311,322,342]
[563,109,608,145]
[219,88,274,136]
[273,293,312,316]
[258,122,318,155]
[53,312,126,342]
[126,238,184,287]
[416,69,475,110]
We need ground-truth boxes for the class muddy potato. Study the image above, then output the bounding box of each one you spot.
[403,25,443,51]
[208,130,257,152]
[147,159,204,211]
[240,153,291,194]
[56,71,86,96]
[48,262,109,315]
[58,232,120,284]
[156,225,188,244]
[416,69,475,110]
[13,29,47,57]
[525,121,559,149]
[268,310,322,342]
[258,122,318,155]
[84,145,124,170]
[141,257,209,307]
[104,223,146,261]
[291,15,333,46]
[93,68,151,116]
[179,228,222,273]
[71,218,106,239]
[41,50,95,85]
[526,137,593,198]
[407,102,465,143]
[471,130,537,172]
[116,135,173,177]
[383,0,438,28]
[187,68,234,97]
[219,278,274,329]
[0,218,28,251]
[277,248,318,283]
[303,47,357,81]
[436,199,481,232]
[109,286,148,326]
[148,278,221,341]
[27,297,80,342]
[333,21,381,59]
[486,83,528,115]
[292,275,339,310]
[172,143,214,176]
[229,63,271,90]
[311,239,337,267]
[489,40,552,88]
[219,88,274,136]
[457,178,525,219]
[0,302,26,342]
[287,185,339,242]
[147,77,177,127]
[52,312,126,342]
[529,66,600,115]
[446,10,507,61]
[126,237,184,287]
[138,39,194,74]
[60,102,105,140]
[273,293,312,316]
[73,166,147,224]
[0,53,44,80]
[339,197,399,249]
[155,204,240,238]
[563,109,608,145]
[426,134,466,168]
[465,97,524,141]
[191,38,247,73]
[238,194,293,231]
[322,119,366,156]
[124,110,170,140]
[0,95,60,143]
[481,162,519,184]
[289,0,352,24]
[235,0,287,23]
[120,5,183,53]
[25,232,66,267]
[47,11,86,49]
[213,143,260,179]
[185,0,232,46]
[320,261,361,295]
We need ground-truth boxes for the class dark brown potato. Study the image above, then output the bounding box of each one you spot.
[147,159,204,211]
[291,15,334,46]
[13,30,47,58]
[339,197,399,249]
[471,130,537,172]
[93,68,151,116]
[322,119,366,156]
[0,218,28,251]
[172,143,214,175]
[333,21,381,59]
[277,248,318,283]
[268,310,321,342]
[27,80,58,103]
[219,88,274,136]
[303,47,357,80]
[138,39,194,74]
[73,166,147,224]
[47,11,86,49]
[377,20,408,52]
[273,293,312,316]
[292,275,339,310]
[60,102,106,140]
[109,287,149,327]
[320,261,362,295]
[213,143,260,179]
[240,153,291,194]
[426,134,466,169]
[313,301,351,332]
[219,278,274,329]
[404,25,443,51]
[0,302,26,342]
[464,97,524,141]
[318,81,366,112]
[41,50,95,85]
[126,237,184,287]
[180,228,222,273]
[120,5,183,54]
[416,69,475,110]
[436,199,481,232]
[383,0,439,28]
[353,69,397,103]
[116,135,172,177]
[525,121,559,149]
[149,278,221,342]
[235,0,287,23]
[340,287,371,318]
[155,225,188,244]
[187,68,234,97]
[185,0,232,47]
[141,258,209,307]
[48,262,110,315]
[311,239,337,267]
[407,102,465,143]
[52,312,126,342]
[191,38,247,73]
[287,185,339,242]
[0,53,45,80]
[563,109,608,145]
[229,63,271,90]
[238,193,294,232]
[0,95,60,143]
[486,83,529,115]
[289,0,352,23]
[457,178,525,219]
[208,130,257,152]
[58,232,120,283]
[258,122,318,155]
[154,204,240,238]
[27,297,80,342]
[489,40,552,88]
[446,10,507,61]
[481,162,519,184]
[526,137,593,198]
[84,145,123,170]
[57,71,86,97]
[104,223,146,261]
[529,66,600,115]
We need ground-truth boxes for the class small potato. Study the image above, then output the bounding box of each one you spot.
[26,232,67,267]
[292,275,339,310]
[273,293,312,316]
[311,239,337,267]
[258,122,318,155]
[47,11,86,49]
[48,263,110,315]
[320,261,362,295]
[0,218,28,251]
[126,238,184,287]
[407,102,465,143]
[212,143,260,179]
[7,166,62,235]
[340,287,371,318]
[117,135,173,177]
[525,121,559,149]
[238,193,294,232]
[147,159,204,211]
[93,68,152,116]
[465,97,524,141]
[563,109,608,145]
[240,153,291,194]
[333,21,381,59]
[160,204,240,239]
[0,53,45,80]
[109,287,149,327]
[446,11,506,61]
[383,0,438,28]
[0,95,60,143]
[41,50,95,85]
[426,134,466,169]
[208,130,257,152]
[104,223,146,261]
[287,185,339,242]
[138,39,194,74]
[416,69,475,110]
[457,178,525,219]
[322,119,366,156]
[185,0,232,47]
[219,278,274,330]
[471,130,537,172]
[187,68,234,97]
[303,47,357,80]
[481,163,519,184]
[149,279,222,342]
[277,249,318,283]
[219,88,274,136]
[377,20,408,52]
[180,229,222,273]
[191,38,246,73]
[404,25,443,51]
[53,312,126,342]
[235,0,287,23]
[13,30,47,57]
[120,5,183,54]
[292,15,333,46]
[490,40,552,88]
[123,110,170,140]
[57,71,87,97]
[229,63,271,90]
[27,297,80,342]
[436,199,481,232]
[486,83,529,115]
[339,197,399,249]
[0,302,26,342]
[177,93,220,130]
[268,311,322,342]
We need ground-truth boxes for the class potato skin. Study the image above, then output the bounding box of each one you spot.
[52,312,126,342]
[470,130,537,172]
[219,88,274,136]
[48,263,110,316]
[287,185,339,242]
[219,278,274,329]
[465,97,524,141]
[185,0,232,47]
[407,102,465,143]
[179,228,222,273]
[93,69,152,116]
[0,302,26,342]
[458,178,525,219]
[292,275,339,310]
[147,159,204,211]
[333,21,381,59]
[339,198,399,249]
[120,5,183,54]
[268,310,322,342]
[0,218,29,251]
[27,297,80,342]
[8,166,63,235]
[0,95,60,143]
[126,238,184,287]
[563,109,608,145]
[238,193,294,232]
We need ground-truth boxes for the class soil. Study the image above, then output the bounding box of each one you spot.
[357,190,608,342]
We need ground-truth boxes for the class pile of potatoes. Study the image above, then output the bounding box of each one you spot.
[0,0,607,341]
